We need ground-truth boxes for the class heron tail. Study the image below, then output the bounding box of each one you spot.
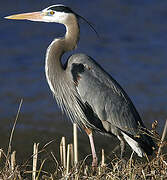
[121,129,156,157]
[138,131,156,156]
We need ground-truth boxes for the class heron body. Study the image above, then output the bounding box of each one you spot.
[5,5,155,166]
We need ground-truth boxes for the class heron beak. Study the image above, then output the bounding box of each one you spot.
[4,11,44,22]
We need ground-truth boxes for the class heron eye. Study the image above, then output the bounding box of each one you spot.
[50,11,55,15]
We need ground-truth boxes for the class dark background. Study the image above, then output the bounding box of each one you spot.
[0,0,167,166]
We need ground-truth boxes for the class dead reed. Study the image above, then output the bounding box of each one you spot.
[0,100,167,179]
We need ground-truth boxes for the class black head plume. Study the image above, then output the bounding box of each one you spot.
[47,5,100,39]
[47,5,74,14]
[76,14,100,39]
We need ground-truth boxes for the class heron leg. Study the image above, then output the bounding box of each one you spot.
[85,128,98,167]
[118,135,126,159]
[120,140,125,159]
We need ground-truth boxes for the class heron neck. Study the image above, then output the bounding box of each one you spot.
[64,15,80,51]
[45,15,80,92]
[46,15,79,68]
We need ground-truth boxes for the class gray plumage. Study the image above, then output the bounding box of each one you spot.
[65,54,155,157]
[43,5,155,158]
[6,4,156,164]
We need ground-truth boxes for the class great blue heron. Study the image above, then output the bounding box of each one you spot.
[5,5,155,166]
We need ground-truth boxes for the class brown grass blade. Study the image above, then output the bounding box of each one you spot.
[157,119,167,157]
[6,99,23,167]
[73,123,78,166]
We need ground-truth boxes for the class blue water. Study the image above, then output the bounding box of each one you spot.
[1,0,167,132]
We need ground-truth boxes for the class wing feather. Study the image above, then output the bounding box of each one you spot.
[67,54,144,136]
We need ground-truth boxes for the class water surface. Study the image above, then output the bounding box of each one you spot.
[0,0,167,162]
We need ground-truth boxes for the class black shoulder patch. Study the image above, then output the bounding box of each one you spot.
[48,5,74,14]
[71,63,85,83]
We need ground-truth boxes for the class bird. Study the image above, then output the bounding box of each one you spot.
[5,4,156,166]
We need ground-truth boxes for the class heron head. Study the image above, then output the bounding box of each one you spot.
[4,4,77,23]
[5,4,99,38]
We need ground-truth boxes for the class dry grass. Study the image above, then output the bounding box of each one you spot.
[0,100,167,179]
[0,144,167,180]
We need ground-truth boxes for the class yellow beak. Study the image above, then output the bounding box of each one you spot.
[4,11,44,21]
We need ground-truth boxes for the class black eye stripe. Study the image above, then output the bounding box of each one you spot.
[48,6,74,14]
